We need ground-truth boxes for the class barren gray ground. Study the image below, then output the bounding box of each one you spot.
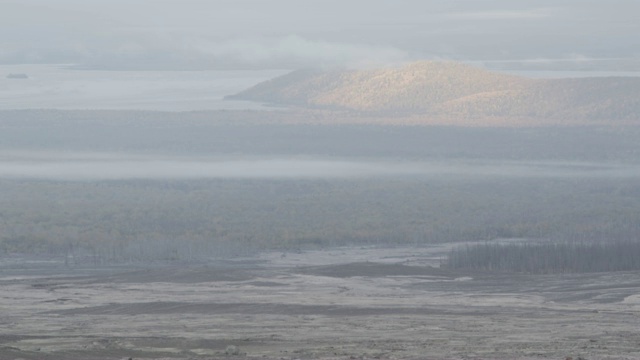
[1,246,640,360]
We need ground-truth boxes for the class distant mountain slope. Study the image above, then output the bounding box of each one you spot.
[228,61,640,122]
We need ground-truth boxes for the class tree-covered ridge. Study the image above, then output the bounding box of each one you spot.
[229,61,640,122]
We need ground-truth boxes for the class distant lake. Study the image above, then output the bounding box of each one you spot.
[0,64,289,111]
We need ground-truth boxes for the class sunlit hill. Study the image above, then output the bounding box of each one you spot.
[229,61,640,124]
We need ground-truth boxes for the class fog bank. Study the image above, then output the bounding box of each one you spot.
[1,154,638,181]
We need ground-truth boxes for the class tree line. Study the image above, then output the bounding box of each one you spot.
[445,240,640,274]
[2,176,640,266]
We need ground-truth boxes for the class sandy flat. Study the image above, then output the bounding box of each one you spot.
[1,246,639,359]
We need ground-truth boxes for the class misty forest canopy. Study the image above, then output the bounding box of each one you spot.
[229,61,640,123]
[2,110,640,266]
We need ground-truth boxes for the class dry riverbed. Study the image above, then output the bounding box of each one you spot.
[1,246,640,360]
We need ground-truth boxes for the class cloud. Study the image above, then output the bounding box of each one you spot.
[446,8,554,20]
[188,35,409,69]
[0,25,408,69]
[2,1,636,69]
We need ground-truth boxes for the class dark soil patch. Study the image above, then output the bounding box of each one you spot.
[245,281,287,287]
[296,262,456,278]
[53,301,491,317]
[88,265,257,284]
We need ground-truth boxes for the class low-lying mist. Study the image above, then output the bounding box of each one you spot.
[1,152,639,181]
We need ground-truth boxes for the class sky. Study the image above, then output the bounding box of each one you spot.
[1,0,639,70]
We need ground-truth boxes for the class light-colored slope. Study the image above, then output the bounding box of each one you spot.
[230,61,640,123]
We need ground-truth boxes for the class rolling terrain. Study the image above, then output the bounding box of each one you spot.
[228,61,640,125]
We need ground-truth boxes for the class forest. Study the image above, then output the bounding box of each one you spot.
[2,174,640,265]
[1,110,640,266]
[446,240,640,274]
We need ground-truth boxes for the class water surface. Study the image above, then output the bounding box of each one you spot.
[0,65,287,111]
